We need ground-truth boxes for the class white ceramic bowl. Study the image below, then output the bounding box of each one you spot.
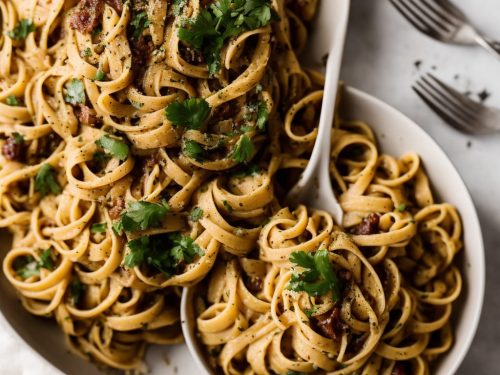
[180,85,486,375]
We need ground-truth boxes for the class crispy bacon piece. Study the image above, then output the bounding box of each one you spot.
[75,105,98,126]
[70,0,123,34]
[313,307,344,340]
[2,137,23,161]
[354,213,380,235]
[109,197,126,220]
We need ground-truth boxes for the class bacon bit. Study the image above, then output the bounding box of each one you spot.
[75,105,98,126]
[70,0,105,34]
[392,363,409,375]
[2,137,23,161]
[105,0,123,13]
[354,213,380,235]
[109,197,126,220]
[313,307,344,340]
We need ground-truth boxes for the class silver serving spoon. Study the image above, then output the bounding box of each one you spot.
[286,3,350,225]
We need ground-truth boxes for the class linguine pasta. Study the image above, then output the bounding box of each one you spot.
[0,0,462,373]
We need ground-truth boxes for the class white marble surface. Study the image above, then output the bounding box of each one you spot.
[2,1,500,374]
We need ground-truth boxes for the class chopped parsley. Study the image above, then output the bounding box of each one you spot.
[183,140,205,161]
[397,203,407,212]
[94,70,105,81]
[232,163,260,178]
[69,278,86,305]
[81,47,92,58]
[14,249,54,279]
[304,307,317,318]
[288,250,342,302]
[232,135,254,163]
[12,133,24,145]
[35,164,61,198]
[130,11,150,39]
[256,101,269,130]
[64,79,86,105]
[95,134,130,161]
[178,0,278,75]
[114,201,170,234]
[165,98,211,130]
[188,207,204,222]
[7,19,36,40]
[6,95,19,106]
[124,233,204,277]
[90,223,106,233]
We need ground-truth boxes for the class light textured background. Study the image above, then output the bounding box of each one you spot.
[1,0,500,373]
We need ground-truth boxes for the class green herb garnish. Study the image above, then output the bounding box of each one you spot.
[81,47,92,58]
[64,79,86,105]
[35,164,61,197]
[178,0,278,75]
[397,203,407,212]
[232,135,254,163]
[6,95,19,106]
[256,101,269,130]
[15,249,54,279]
[95,134,130,161]
[12,133,24,144]
[183,140,205,161]
[124,233,204,277]
[90,223,106,233]
[165,98,210,130]
[69,278,86,304]
[7,19,36,40]
[288,250,342,302]
[232,163,260,178]
[95,70,105,81]
[130,11,150,39]
[114,201,170,234]
[188,207,204,222]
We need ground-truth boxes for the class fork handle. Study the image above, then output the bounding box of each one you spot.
[474,34,500,58]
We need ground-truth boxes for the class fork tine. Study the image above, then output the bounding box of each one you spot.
[407,0,456,32]
[426,73,484,113]
[412,83,476,133]
[392,0,448,35]
[418,76,477,123]
[419,0,463,26]
[413,78,478,133]
[390,0,433,35]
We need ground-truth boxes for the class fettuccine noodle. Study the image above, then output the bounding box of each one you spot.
[0,0,462,373]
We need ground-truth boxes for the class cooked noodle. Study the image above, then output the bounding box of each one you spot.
[0,0,461,373]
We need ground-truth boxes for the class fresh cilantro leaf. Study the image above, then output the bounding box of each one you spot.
[188,207,204,222]
[256,101,269,130]
[116,201,170,233]
[232,135,254,163]
[288,250,342,302]
[90,223,106,233]
[14,249,54,279]
[172,0,187,15]
[183,140,205,161]
[69,278,86,304]
[81,47,92,58]
[64,79,86,105]
[124,233,204,277]
[95,134,130,161]
[304,307,318,318]
[130,11,150,39]
[95,70,105,81]
[178,0,277,75]
[165,98,211,129]
[35,164,61,197]
[222,200,233,212]
[7,19,36,40]
[6,95,19,106]
[397,203,407,212]
[232,163,260,178]
[12,133,24,144]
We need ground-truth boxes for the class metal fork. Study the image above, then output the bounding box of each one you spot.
[412,73,500,134]
[390,0,500,57]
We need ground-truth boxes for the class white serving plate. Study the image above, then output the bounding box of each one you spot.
[181,85,485,375]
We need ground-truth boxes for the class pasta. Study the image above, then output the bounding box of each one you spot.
[0,0,462,373]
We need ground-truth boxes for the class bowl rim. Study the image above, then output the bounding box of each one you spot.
[180,85,486,375]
